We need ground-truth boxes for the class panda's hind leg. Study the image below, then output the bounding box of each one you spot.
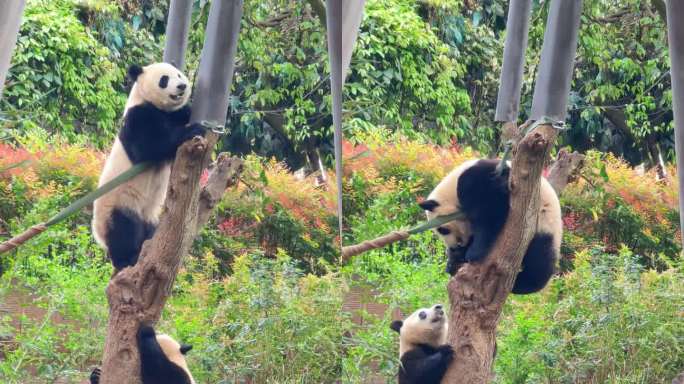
[512,233,557,294]
[106,208,154,270]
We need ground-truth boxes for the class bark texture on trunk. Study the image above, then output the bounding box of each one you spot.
[100,137,207,384]
[441,123,559,384]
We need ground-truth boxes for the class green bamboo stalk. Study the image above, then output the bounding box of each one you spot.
[407,211,465,235]
[45,162,150,225]
[0,162,150,254]
[341,211,465,259]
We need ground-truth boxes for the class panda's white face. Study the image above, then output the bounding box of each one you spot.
[425,201,472,250]
[132,62,190,111]
[421,160,479,251]
[392,304,448,356]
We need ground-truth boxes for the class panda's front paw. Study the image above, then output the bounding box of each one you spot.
[181,122,207,142]
[89,367,101,384]
[445,257,460,275]
[446,246,467,275]
[464,245,488,263]
[437,344,455,360]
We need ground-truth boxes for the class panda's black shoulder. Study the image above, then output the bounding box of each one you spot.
[168,104,192,124]
[457,159,510,208]
[125,102,167,122]
[460,159,508,188]
[401,344,440,362]
[123,102,190,128]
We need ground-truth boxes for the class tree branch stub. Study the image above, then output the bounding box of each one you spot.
[196,153,244,233]
[441,123,559,384]
[546,148,585,194]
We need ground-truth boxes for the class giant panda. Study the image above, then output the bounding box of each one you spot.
[89,325,195,384]
[92,62,205,270]
[390,304,453,384]
[419,158,562,294]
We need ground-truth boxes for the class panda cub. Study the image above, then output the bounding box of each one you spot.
[390,304,454,384]
[419,159,562,294]
[90,325,195,384]
[92,62,205,270]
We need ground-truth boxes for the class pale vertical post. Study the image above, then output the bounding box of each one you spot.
[529,0,582,122]
[163,0,193,70]
[342,0,366,76]
[190,0,243,126]
[327,0,344,246]
[494,0,532,123]
[666,1,684,242]
[0,0,27,98]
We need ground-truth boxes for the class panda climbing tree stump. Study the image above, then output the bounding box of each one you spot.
[99,0,243,381]
[100,134,244,384]
[441,122,559,384]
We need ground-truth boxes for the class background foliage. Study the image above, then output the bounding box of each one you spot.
[345,0,674,166]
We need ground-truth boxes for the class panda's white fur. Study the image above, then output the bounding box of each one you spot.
[92,63,204,270]
[420,158,562,294]
[390,304,453,384]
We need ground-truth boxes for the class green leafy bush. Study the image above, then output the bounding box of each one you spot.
[164,251,348,383]
[2,0,127,147]
[495,246,684,383]
[345,0,471,144]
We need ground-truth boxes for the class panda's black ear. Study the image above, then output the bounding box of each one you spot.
[128,64,143,81]
[180,344,193,355]
[390,320,403,333]
[418,199,440,212]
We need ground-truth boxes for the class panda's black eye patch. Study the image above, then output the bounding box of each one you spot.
[419,311,427,320]
[159,75,169,89]
[437,227,451,235]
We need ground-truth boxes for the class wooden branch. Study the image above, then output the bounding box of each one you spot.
[196,153,244,233]
[546,148,585,194]
[251,9,292,28]
[0,223,46,254]
[441,123,559,384]
[341,231,410,259]
[305,0,326,27]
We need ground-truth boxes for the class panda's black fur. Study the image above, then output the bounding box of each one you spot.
[394,343,454,384]
[420,159,562,294]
